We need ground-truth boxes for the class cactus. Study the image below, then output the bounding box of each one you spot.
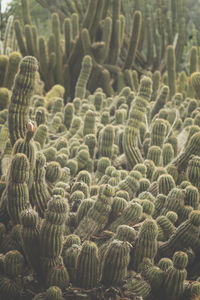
[40,195,69,279]
[4,52,22,90]
[30,152,51,217]
[8,56,38,146]
[163,251,188,300]
[63,244,81,285]
[74,184,114,239]
[123,76,152,169]
[46,264,69,289]
[171,132,200,172]
[7,153,30,225]
[76,240,100,289]
[83,110,96,136]
[99,125,114,159]
[45,162,61,184]
[34,124,48,149]
[12,121,37,189]
[158,174,175,195]
[21,208,41,278]
[157,210,200,259]
[186,156,200,191]
[167,45,176,98]
[123,10,142,70]
[191,72,200,100]
[0,88,9,110]
[0,55,9,86]
[108,202,142,232]
[101,240,130,287]
[147,145,162,166]
[162,143,174,166]
[131,219,158,271]
[75,55,93,99]
[63,103,74,130]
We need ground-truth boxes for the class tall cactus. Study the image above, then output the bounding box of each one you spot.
[123,76,152,168]
[8,56,38,146]
[7,153,30,225]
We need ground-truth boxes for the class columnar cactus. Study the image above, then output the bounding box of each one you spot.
[76,240,100,290]
[30,152,51,217]
[12,121,37,190]
[64,103,74,130]
[7,153,30,225]
[158,174,175,195]
[101,240,130,287]
[74,184,114,240]
[157,210,200,259]
[40,195,69,279]
[123,76,152,169]
[21,208,41,278]
[8,56,38,146]
[186,156,200,191]
[63,244,81,285]
[108,202,142,233]
[99,124,115,159]
[163,251,188,300]
[167,45,176,98]
[83,110,96,136]
[4,52,22,89]
[150,118,167,148]
[171,132,200,172]
[74,55,93,99]
[160,187,185,217]
[191,72,200,99]
[131,219,158,271]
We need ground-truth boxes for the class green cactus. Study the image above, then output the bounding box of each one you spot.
[158,210,200,259]
[83,110,96,136]
[63,244,81,285]
[191,72,200,99]
[14,20,27,56]
[131,219,158,272]
[12,121,37,189]
[34,124,48,149]
[4,250,25,277]
[40,195,69,279]
[7,153,30,225]
[123,76,152,169]
[75,184,114,239]
[150,118,167,148]
[46,264,69,289]
[171,132,200,172]
[8,56,38,146]
[76,240,100,289]
[0,88,9,111]
[157,174,175,195]
[45,161,61,184]
[163,251,188,300]
[101,239,130,287]
[108,202,142,232]
[184,185,199,210]
[123,10,142,70]
[186,156,200,191]
[99,124,114,159]
[75,55,93,99]
[166,45,176,98]
[21,208,41,278]
[63,103,74,130]
[30,152,51,217]
[147,145,162,166]
[4,52,22,90]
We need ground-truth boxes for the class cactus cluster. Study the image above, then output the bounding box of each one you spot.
[2,0,200,299]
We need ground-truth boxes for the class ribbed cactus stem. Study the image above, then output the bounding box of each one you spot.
[8,56,38,146]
